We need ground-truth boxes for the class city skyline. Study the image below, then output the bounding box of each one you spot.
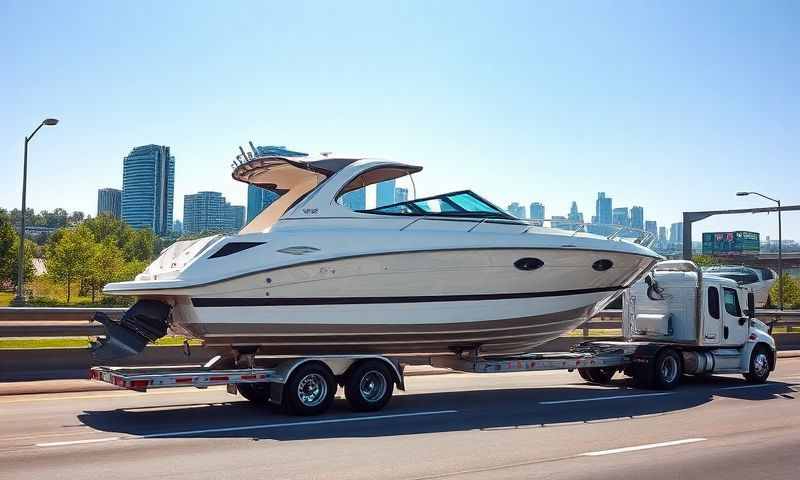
[1,3,798,241]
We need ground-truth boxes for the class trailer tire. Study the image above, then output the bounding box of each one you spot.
[579,367,615,384]
[236,383,270,405]
[743,345,771,384]
[344,360,394,412]
[284,362,336,416]
[652,348,682,390]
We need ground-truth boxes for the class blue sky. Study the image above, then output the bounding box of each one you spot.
[1,1,798,240]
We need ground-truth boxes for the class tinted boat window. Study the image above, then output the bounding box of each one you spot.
[707,287,720,320]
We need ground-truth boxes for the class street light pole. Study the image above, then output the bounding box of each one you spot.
[736,191,783,310]
[12,119,59,306]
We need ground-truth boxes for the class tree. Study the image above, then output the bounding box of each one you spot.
[691,255,718,267]
[124,228,156,262]
[0,211,33,289]
[770,274,800,310]
[85,240,125,302]
[46,227,94,302]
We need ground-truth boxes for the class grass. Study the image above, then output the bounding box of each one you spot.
[0,292,13,307]
[0,336,203,350]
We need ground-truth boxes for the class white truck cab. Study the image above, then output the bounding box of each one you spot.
[622,260,776,384]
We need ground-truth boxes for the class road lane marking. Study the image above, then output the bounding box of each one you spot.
[32,410,458,447]
[579,438,706,456]
[718,383,776,390]
[36,437,120,447]
[0,387,227,404]
[539,392,673,404]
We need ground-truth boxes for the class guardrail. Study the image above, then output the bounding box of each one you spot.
[1,307,798,338]
[1,307,799,382]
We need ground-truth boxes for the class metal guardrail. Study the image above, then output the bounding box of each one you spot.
[0,307,798,338]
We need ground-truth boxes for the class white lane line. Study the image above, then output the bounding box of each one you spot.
[539,392,673,405]
[718,383,776,390]
[580,438,706,456]
[36,437,120,447]
[33,410,458,447]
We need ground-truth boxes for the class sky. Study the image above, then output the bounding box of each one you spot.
[1,1,798,240]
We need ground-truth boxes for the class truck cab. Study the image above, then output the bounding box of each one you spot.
[622,260,776,382]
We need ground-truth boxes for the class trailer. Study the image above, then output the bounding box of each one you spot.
[90,261,777,416]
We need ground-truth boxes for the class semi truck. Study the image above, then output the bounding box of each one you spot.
[90,260,777,415]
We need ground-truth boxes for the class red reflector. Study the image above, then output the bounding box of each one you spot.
[175,378,193,383]
[240,375,257,380]
[209,376,229,382]
[128,380,149,391]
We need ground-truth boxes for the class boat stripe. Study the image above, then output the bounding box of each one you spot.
[191,285,624,307]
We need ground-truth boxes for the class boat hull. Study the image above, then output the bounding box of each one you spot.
[158,248,656,356]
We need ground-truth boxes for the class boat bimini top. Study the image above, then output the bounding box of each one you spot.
[231,145,423,233]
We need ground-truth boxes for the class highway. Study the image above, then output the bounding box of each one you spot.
[1,359,799,480]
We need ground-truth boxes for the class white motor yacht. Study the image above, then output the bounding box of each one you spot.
[95,147,660,359]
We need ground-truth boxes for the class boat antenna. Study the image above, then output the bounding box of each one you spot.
[248,141,258,156]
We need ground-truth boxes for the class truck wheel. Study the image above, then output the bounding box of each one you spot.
[579,367,616,384]
[652,349,682,390]
[743,346,771,384]
[284,362,336,416]
[344,360,394,412]
[236,383,270,405]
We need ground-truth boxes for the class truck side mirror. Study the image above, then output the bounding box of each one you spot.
[746,292,755,318]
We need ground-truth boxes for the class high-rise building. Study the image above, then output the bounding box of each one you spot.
[507,202,526,219]
[121,145,174,235]
[645,220,657,236]
[669,222,684,246]
[394,187,408,203]
[226,204,246,231]
[341,189,366,210]
[376,180,396,207]
[529,202,545,225]
[568,201,584,225]
[183,191,245,235]
[630,206,644,230]
[658,226,667,245]
[551,215,569,229]
[595,192,612,225]
[246,185,279,223]
[173,219,183,235]
[97,188,122,218]
[612,207,629,227]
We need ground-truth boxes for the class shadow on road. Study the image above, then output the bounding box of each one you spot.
[77,375,798,442]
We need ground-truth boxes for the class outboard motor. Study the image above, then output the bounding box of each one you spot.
[91,300,171,360]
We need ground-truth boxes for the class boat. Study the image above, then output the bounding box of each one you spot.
[93,146,661,360]
[702,265,777,307]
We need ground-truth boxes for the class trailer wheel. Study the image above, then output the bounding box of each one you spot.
[652,348,682,390]
[578,367,615,384]
[743,345,771,384]
[284,362,336,416]
[344,360,394,412]
[236,383,270,405]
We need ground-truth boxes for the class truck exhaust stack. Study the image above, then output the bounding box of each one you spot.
[91,300,171,360]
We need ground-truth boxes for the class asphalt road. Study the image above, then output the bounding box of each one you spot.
[1,359,799,480]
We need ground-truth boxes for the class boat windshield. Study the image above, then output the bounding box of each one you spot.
[360,190,514,219]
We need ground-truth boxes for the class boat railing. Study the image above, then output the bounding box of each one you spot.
[398,215,656,247]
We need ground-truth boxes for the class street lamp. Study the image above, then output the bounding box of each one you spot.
[737,191,783,310]
[11,118,59,306]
